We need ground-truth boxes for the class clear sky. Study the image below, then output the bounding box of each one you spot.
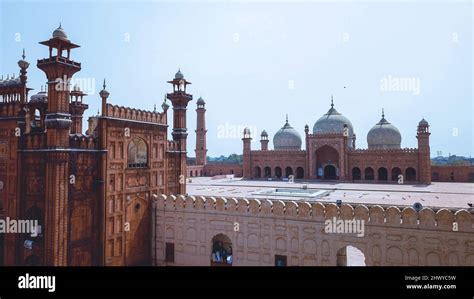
[1,0,472,157]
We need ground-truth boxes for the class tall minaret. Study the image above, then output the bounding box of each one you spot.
[417,118,431,184]
[242,128,252,179]
[37,24,81,265]
[195,97,207,165]
[260,130,269,151]
[167,69,192,194]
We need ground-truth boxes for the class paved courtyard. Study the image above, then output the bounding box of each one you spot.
[187,177,474,210]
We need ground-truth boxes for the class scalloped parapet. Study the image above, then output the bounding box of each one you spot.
[153,194,474,232]
[106,103,166,125]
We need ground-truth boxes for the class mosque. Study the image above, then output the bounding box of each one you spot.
[242,99,433,183]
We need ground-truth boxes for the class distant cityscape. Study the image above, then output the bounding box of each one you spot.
[432,155,473,166]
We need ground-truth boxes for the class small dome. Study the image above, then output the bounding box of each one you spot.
[174,69,184,80]
[261,130,268,137]
[418,118,429,126]
[161,100,169,111]
[367,110,401,150]
[197,97,205,105]
[243,127,251,135]
[273,117,302,151]
[52,24,68,39]
[313,100,354,148]
[30,90,48,103]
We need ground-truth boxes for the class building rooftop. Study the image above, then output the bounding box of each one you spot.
[187,177,474,210]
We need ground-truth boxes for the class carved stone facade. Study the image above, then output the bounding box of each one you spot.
[0,27,188,266]
[153,194,474,266]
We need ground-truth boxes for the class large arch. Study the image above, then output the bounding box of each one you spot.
[211,234,233,266]
[127,137,148,168]
[391,167,402,181]
[285,167,293,178]
[405,167,416,181]
[378,167,388,181]
[336,245,366,266]
[296,167,304,179]
[364,167,374,180]
[352,167,361,180]
[275,167,282,178]
[254,166,261,178]
[315,145,339,180]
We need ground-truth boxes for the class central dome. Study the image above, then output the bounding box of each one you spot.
[312,100,354,148]
[367,110,401,149]
[273,116,302,151]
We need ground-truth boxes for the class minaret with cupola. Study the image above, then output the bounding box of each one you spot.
[167,69,193,194]
[417,118,431,184]
[37,24,81,265]
[195,96,207,165]
[69,84,88,134]
[260,130,269,151]
[242,128,252,179]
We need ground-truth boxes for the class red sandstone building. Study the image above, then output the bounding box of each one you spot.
[241,101,474,183]
[0,26,191,266]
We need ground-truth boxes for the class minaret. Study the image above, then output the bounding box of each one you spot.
[167,69,192,194]
[18,49,30,103]
[69,84,88,134]
[260,130,269,151]
[99,79,109,117]
[37,24,81,265]
[242,128,252,179]
[195,97,207,165]
[417,118,431,184]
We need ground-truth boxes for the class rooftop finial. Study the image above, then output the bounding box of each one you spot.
[103,78,106,90]
[59,22,62,29]
[382,108,385,118]
[22,48,25,60]
[331,95,334,108]
[154,104,157,113]
[286,114,288,124]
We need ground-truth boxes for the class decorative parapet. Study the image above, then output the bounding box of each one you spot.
[250,150,307,155]
[152,194,474,232]
[106,103,166,125]
[167,140,179,152]
[69,133,98,149]
[0,101,22,116]
[349,148,418,154]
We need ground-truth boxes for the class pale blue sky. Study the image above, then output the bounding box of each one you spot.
[1,0,472,157]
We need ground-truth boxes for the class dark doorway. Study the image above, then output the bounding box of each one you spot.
[285,167,293,178]
[378,167,388,181]
[352,167,361,180]
[275,167,282,178]
[391,167,402,181]
[296,167,304,179]
[405,168,416,181]
[324,165,337,180]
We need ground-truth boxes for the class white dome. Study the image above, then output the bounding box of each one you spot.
[367,111,401,149]
[273,117,302,151]
[312,101,354,148]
